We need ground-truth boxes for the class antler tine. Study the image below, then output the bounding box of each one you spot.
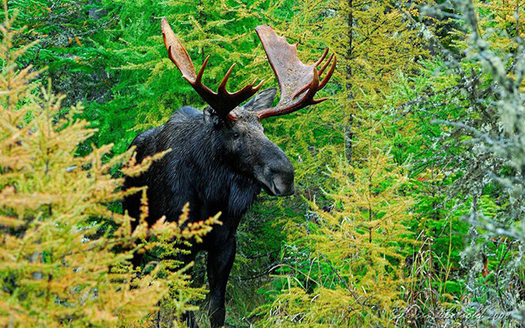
[162,18,263,124]
[314,48,329,68]
[318,54,336,90]
[291,52,334,100]
[195,55,210,85]
[254,25,336,120]
[317,52,333,77]
[217,63,236,95]
[232,78,265,97]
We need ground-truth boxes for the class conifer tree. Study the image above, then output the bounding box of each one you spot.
[259,107,414,326]
[245,0,428,324]
[391,0,525,324]
[1,0,443,324]
[0,8,218,326]
[5,0,114,108]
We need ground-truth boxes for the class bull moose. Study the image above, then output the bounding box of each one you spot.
[123,18,335,327]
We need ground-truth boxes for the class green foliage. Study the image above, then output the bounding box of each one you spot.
[259,113,415,326]
[389,0,525,324]
[251,0,430,325]
[7,0,114,107]
[0,9,219,326]
[4,0,525,326]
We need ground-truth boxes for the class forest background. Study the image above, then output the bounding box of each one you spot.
[1,0,525,326]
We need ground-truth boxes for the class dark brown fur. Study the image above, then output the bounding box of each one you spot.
[123,88,294,327]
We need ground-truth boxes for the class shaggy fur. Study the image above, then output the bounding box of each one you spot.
[123,88,294,327]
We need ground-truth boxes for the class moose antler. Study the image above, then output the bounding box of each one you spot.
[161,18,263,124]
[254,25,336,120]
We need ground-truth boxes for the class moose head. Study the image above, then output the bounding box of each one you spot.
[161,18,336,197]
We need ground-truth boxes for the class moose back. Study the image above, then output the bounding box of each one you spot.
[123,18,335,328]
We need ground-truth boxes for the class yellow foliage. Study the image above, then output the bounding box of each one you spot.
[0,7,219,326]
[260,108,415,326]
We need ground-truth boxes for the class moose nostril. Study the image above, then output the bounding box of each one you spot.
[269,167,280,174]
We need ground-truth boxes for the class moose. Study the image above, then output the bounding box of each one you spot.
[123,18,335,327]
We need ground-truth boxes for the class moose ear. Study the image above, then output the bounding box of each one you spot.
[243,88,277,111]
[203,106,222,126]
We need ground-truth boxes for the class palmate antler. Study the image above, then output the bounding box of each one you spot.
[161,18,335,123]
[161,18,263,125]
[254,25,336,120]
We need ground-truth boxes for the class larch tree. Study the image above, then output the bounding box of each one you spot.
[0,8,219,326]
[259,108,415,326]
[391,0,525,324]
[247,0,430,325]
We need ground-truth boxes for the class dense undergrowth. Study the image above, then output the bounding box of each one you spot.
[1,0,525,326]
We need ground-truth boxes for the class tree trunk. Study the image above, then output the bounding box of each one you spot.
[345,0,354,164]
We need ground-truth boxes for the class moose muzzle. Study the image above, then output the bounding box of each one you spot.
[259,155,295,197]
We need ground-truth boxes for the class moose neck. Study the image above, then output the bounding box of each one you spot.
[159,112,262,221]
